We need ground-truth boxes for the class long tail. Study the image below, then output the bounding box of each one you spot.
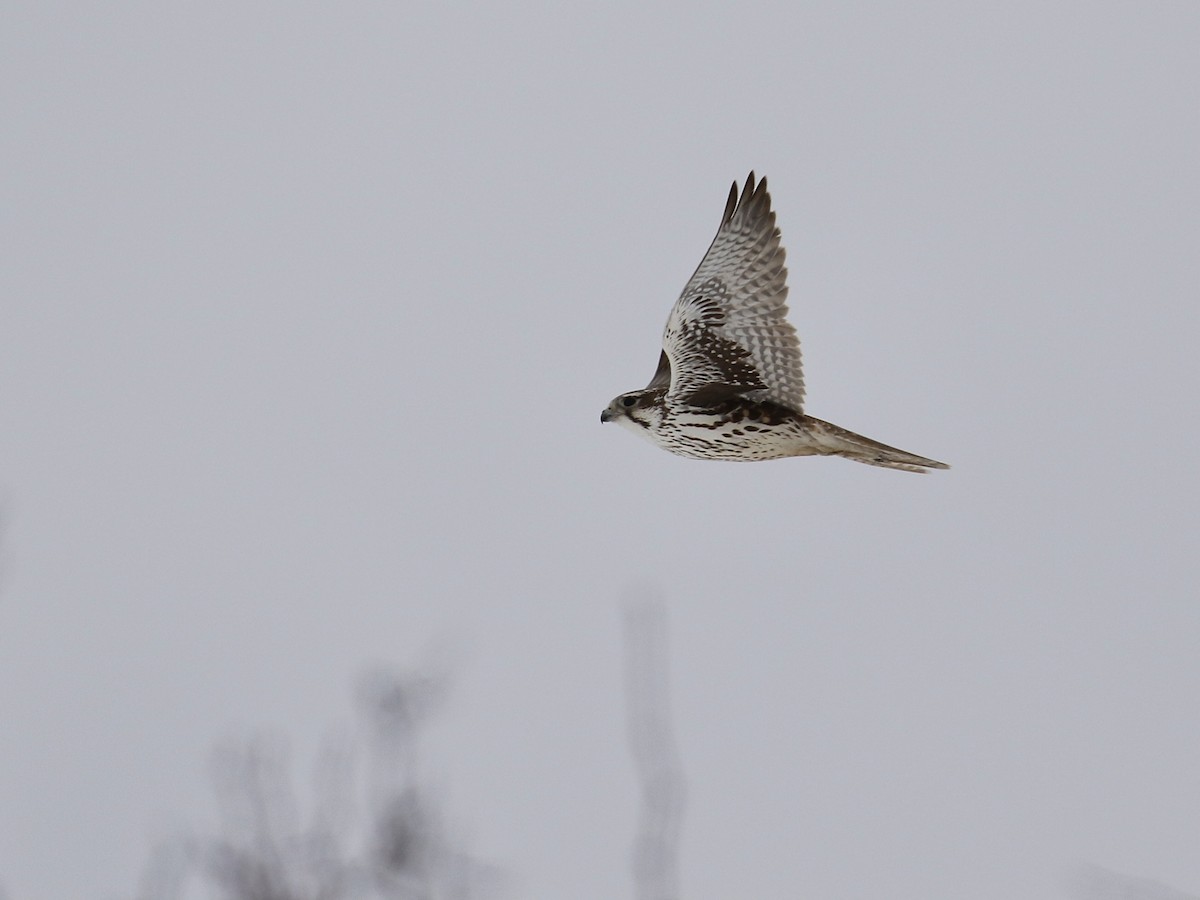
[804,416,950,473]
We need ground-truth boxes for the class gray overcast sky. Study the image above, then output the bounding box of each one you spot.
[2,2,1198,898]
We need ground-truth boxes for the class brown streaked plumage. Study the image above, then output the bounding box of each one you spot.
[601,173,948,473]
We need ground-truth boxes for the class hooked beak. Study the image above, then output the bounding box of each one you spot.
[600,409,613,423]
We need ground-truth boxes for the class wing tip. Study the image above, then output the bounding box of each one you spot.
[723,180,738,224]
[724,171,775,228]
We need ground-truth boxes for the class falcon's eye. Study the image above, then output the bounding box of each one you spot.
[621,396,637,408]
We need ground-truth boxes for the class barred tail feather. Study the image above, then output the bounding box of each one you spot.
[804,417,950,473]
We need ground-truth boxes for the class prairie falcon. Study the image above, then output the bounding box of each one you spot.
[601,174,948,473]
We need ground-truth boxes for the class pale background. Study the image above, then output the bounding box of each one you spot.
[2,2,1198,898]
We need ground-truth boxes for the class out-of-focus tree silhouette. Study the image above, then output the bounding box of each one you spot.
[134,668,493,900]
[98,607,1200,900]
[130,602,689,900]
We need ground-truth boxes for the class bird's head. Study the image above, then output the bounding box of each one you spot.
[601,390,663,432]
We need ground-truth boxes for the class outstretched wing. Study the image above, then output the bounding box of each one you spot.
[655,173,804,412]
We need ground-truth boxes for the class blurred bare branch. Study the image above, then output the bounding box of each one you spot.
[623,594,685,900]
[135,668,494,900]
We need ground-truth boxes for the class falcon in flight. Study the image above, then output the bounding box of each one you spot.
[601,174,948,473]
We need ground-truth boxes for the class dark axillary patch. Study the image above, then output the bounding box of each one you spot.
[682,381,755,407]
[680,307,767,407]
[700,396,795,424]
